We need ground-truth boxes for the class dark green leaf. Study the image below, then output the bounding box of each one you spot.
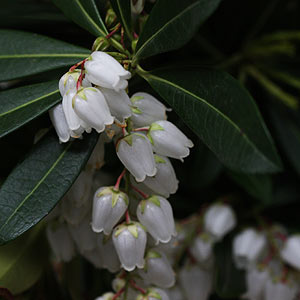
[214,237,246,298]
[0,30,90,81]
[0,81,60,138]
[229,171,272,204]
[134,0,221,61]
[0,131,99,244]
[110,0,132,40]
[52,0,108,37]
[140,67,282,173]
[0,225,45,294]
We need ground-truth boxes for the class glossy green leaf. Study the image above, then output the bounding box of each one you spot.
[110,0,132,40]
[214,237,246,298]
[0,81,60,138]
[0,225,45,295]
[140,67,282,173]
[0,131,99,244]
[134,0,221,61]
[0,30,90,81]
[52,0,108,37]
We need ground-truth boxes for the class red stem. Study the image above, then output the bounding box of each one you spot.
[276,232,287,242]
[114,169,127,190]
[121,27,125,49]
[106,23,121,39]
[130,280,146,294]
[133,127,149,132]
[69,58,87,72]
[76,59,87,90]
[125,210,131,224]
[112,287,125,300]
[131,185,149,198]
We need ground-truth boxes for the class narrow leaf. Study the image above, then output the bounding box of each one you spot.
[0,81,60,138]
[134,0,221,61]
[140,67,282,173]
[52,0,108,37]
[0,131,99,244]
[0,30,90,81]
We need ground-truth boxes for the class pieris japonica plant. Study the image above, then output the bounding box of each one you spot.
[2,0,300,299]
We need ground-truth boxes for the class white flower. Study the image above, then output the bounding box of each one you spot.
[59,71,80,96]
[179,264,213,300]
[244,267,269,300]
[233,228,267,269]
[97,234,121,272]
[131,0,145,14]
[112,222,147,271]
[142,155,178,198]
[264,278,298,300]
[204,203,236,241]
[85,51,131,91]
[130,92,168,127]
[100,87,132,123]
[138,249,175,288]
[49,104,72,143]
[46,222,75,262]
[137,195,176,244]
[190,234,214,263]
[280,235,300,271]
[147,120,193,160]
[73,87,114,133]
[92,186,129,235]
[117,133,156,182]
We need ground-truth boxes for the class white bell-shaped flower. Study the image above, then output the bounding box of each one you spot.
[85,51,131,91]
[280,235,300,271]
[179,263,213,300]
[73,87,114,133]
[137,195,176,244]
[147,120,193,160]
[100,87,132,123]
[137,288,170,300]
[68,217,97,254]
[142,155,178,198]
[264,278,298,300]
[49,104,72,143]
[97,233,121,273]
[204,203,236,241]
[233,228,267,269]
[95,292,115,300]
[112,222,147,271]
[92,186,129,235]
[138,249,175,288]
[130,92,168,127]
[117,133,156,182]
[190,234,214,263]
[46,222,75,262]
[244,266,269,300]
[59,71,80,96]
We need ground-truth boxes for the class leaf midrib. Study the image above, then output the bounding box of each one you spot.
[147,73,276,168]
[135,1,200,58]
[0,54,89,59]
[0,89,60,117]
[0,142,73,235]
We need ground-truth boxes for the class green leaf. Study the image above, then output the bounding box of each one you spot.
[214,237,246,298]
[0,30,90,81]
[0,225,45,295]
[140,67,282,173]
[0,81,60,139]
[0,131,99,244]
[110,0,132,40]
[134,0,221,61]
[52,0,108,37]
[229,171,272,204]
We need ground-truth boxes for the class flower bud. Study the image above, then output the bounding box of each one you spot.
[244,267,269,300]
[112,222,147,271]
[142,155,178,198]
[130,92,168,127]
[204,203,236,241]
[190,233,214,263]
[59,71,79,96]
[85,51,131,91]
[131,0,145,14]
[117,133,156,182]
[105,8,117,27]
[147,120,193,160]
[264,277,298,300]
[137,196,176,244]
[100,87,132,123]
[233,228,267,269]
[92,37,110,52]
[73,87,114,133]
[92,186,129,235]
[280,235,300,271]
[46,222,75,262]
[138,249,175,288]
